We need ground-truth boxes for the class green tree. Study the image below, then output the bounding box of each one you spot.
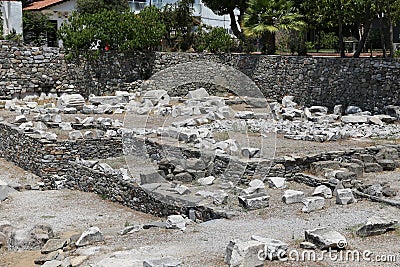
[58,7,165,56]
[162,0,195,51]
[76,0,129,14]
[242,0,304,54]
[194,25,235,52]
[23,11,54,45]
[201,0,247,41]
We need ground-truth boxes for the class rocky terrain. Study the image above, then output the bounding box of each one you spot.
[1,89,400,267]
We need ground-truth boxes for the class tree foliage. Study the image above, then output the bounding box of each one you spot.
[201,0,247,40]
[194,26,235,53]
[161,0,196,51]
[76,0,129,14]
[242,0,304,54]
[58,7,165,56]
[23,11,54,45]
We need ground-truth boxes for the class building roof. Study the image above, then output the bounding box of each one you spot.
[23,0,69,10]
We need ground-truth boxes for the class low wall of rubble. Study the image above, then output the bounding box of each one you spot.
[1,41,400,112]
[0,122,123,187]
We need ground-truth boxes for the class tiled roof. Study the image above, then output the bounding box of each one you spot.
[23,0,68,10]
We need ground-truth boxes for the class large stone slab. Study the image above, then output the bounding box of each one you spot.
[335,189,356,205]
[76,227,104,247]
[41,238,68,254]
[0,179,9,201]
[302,197,324,213]
[143,90,170,106]
[238,193,270,210]
[187,88,209,99]
[251,235,288,261]
[225,239,265,267]
[282,190,304,204]
[57,94,85,111]
[356,216,398,237]
[89,96,128,106]
[305,228,347,250]
[143,257,182,267]
[8,224,54,251]
[312,185,332,199]
[341,115,369,124]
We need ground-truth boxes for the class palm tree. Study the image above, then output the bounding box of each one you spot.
[242,0,305,54]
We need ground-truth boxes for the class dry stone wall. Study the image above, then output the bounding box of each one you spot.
[0,121,122,187]
[1,41,400,112]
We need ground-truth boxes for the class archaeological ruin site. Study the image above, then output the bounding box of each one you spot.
[1,41,400,267]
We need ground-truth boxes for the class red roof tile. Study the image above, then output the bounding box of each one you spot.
[23,0,68,10]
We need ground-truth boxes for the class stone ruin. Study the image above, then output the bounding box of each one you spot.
[0,85,400,266]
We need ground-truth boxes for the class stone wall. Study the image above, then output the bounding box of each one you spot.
[1,41,400,112]
[150,53,400,112]
[63,162,220,220]
[0,121,122,187]
[0,41,151,98]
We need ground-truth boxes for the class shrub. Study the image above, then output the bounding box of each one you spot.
[58,7,165,57]
[194,25,235,53]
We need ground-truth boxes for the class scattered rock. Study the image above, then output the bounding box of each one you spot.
[282,190,304,204]
[267,177,286,189]
[143,257,182,267]
[345,106,362,115]
[335,189,356,205]
[8,224,54,251]
[187,88,209,99]
[57,94,85,111]
[225,239,265,267]
[166,215,187,230]
[198,176,215,186]
[242,179,266,195]
[305,227,347,250]
[238,193,270,210]
[75,227,104,247]
[356,216,398,237]
[302,197,324,213]
[251,235,288,260]
[0,179,10,201]
[41,238,68,254]
[312,185,332,199]
[143,90,170,106]
[341,115,369,124]
[119,225,142,235]
[14,115,27,124]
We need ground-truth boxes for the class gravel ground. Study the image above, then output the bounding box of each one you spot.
[0,159,399,267]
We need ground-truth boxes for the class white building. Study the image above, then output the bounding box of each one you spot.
[23,0,237,46]
[1,0,23,36]
[129,0,236,33]
[23,0,77,47]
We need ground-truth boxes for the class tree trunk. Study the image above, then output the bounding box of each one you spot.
[265,32,276,54]
[338,1,346,57]
[387,0,394,57]
[354,6,372,58]
[379,13,387,57]
[354,22,372,58]
[229,9,244,41]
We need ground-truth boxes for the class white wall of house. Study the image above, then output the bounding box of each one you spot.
[1,1,23,36]
[41,0,77,29]
[41,0,77,46]
[129,0,238,33]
